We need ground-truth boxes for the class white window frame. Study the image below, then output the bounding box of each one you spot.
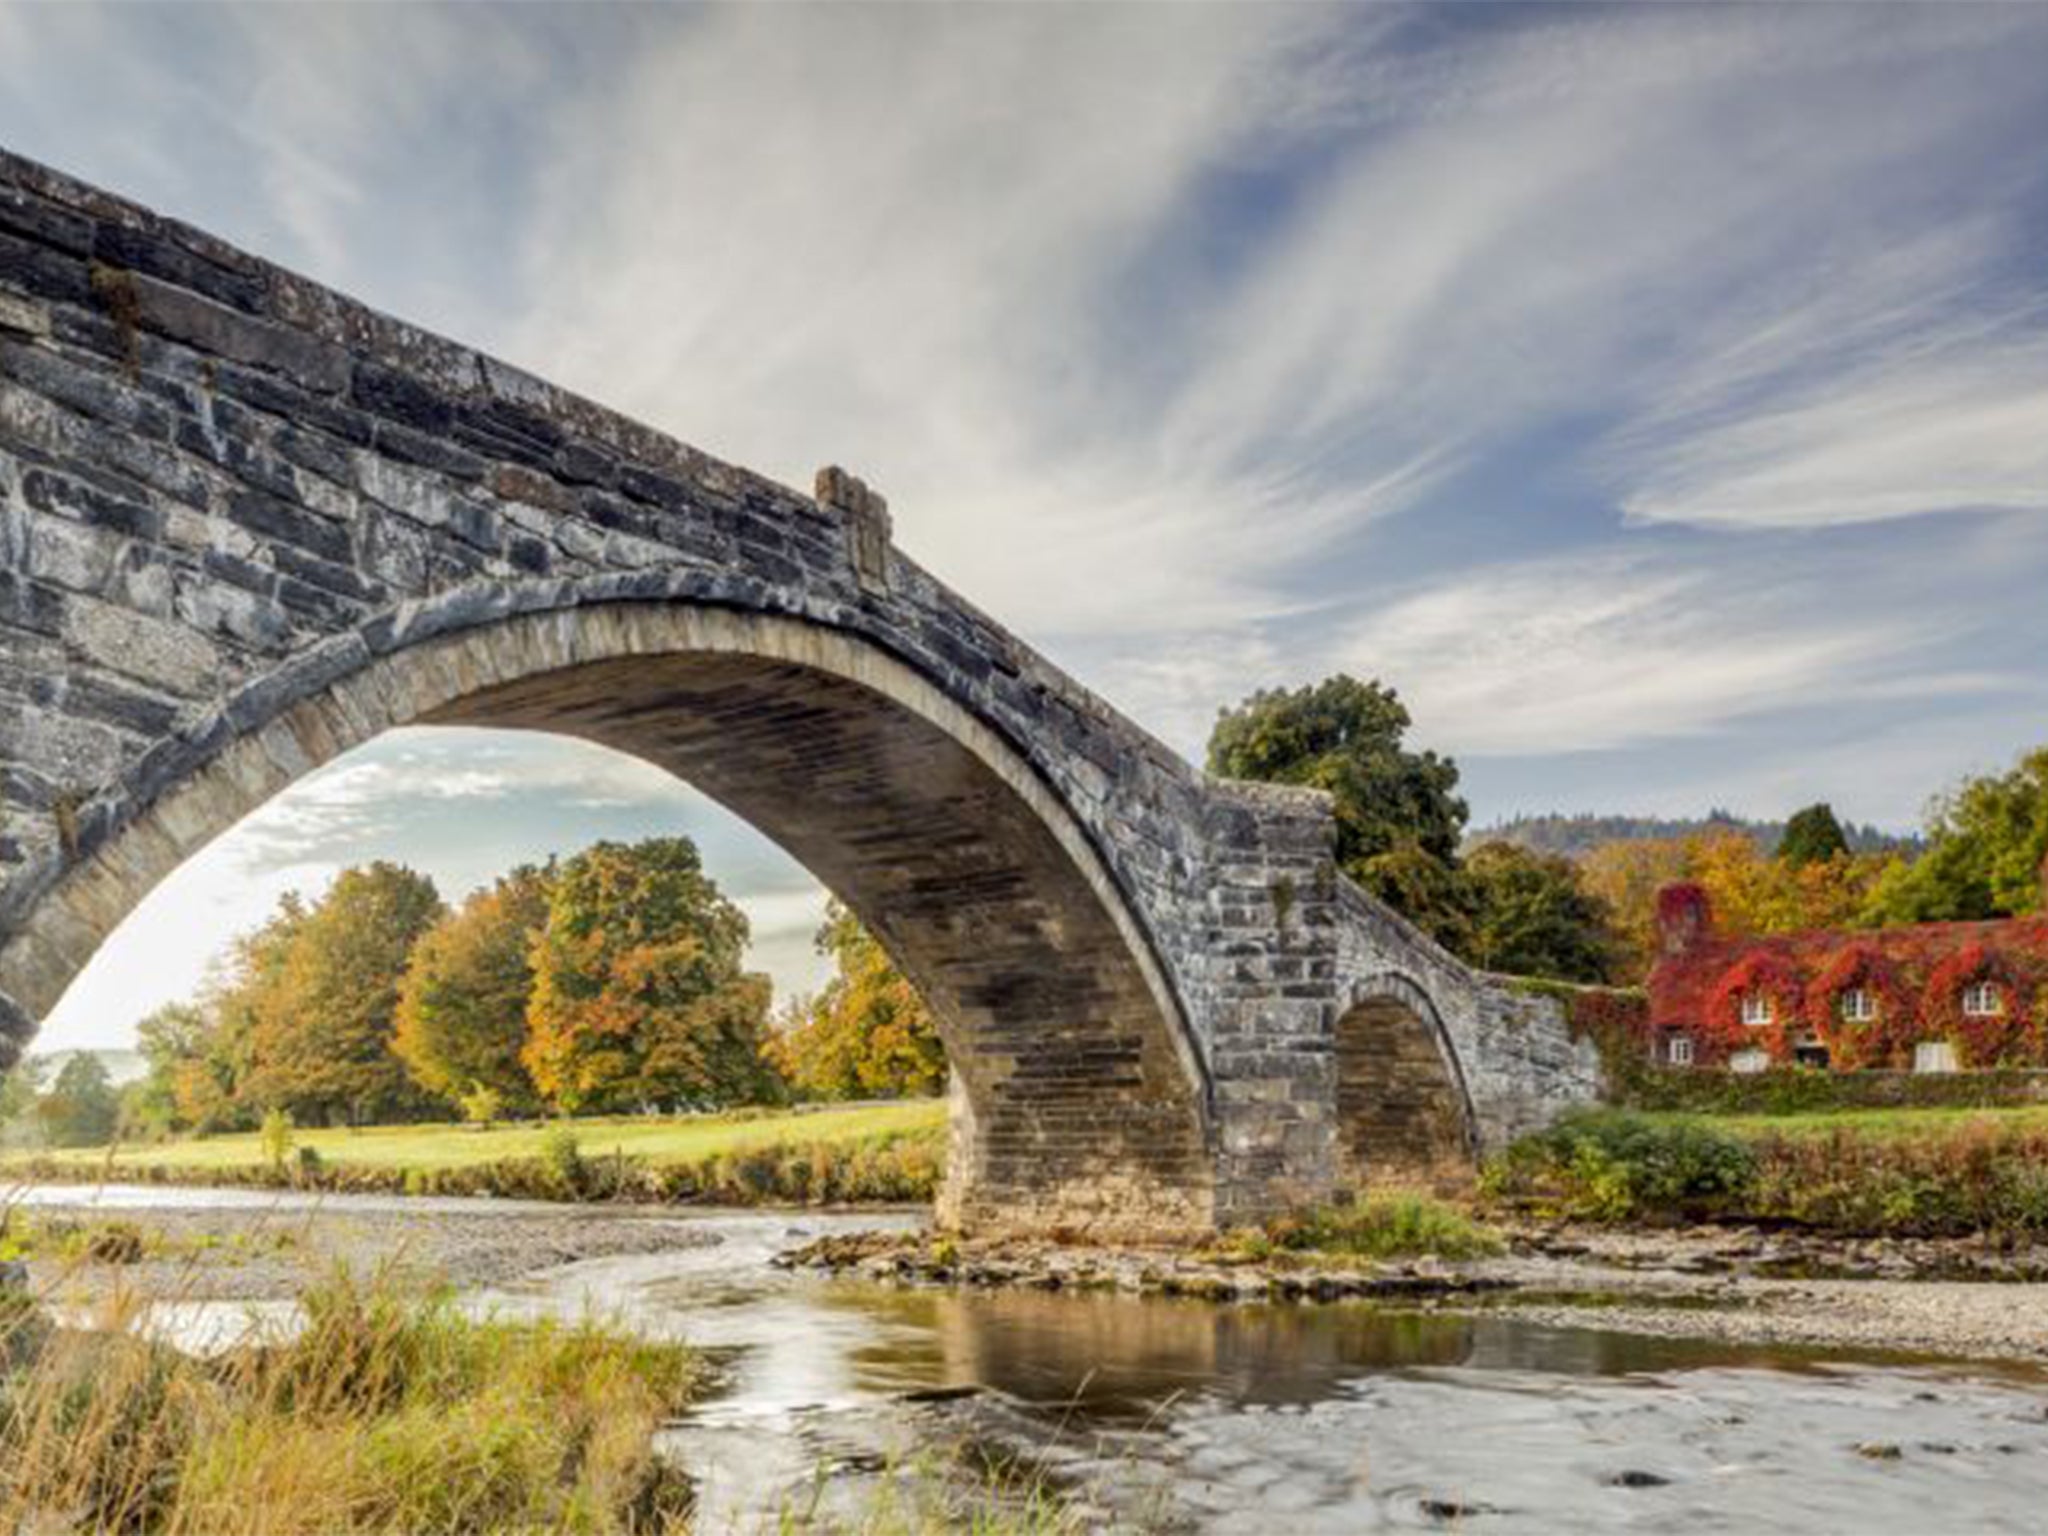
[1740,992,1774,1028]
[1839,987,1876,1024]
[1962,981,2004,1018]
[1729,1048,1770,1075]
[1668,1035,1695,1067]
[1914,1040,1958,1074]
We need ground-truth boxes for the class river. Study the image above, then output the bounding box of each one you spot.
[20,1187,2048,1532]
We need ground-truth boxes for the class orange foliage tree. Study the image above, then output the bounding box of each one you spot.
[523,837,776,1113]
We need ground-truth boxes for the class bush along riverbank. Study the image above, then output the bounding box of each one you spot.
[1483,1108,2048,1239]
[5,1124,943,1208]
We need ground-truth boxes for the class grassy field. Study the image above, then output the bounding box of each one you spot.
[4,1099,946,1177]
[1641,1102,2048,1142]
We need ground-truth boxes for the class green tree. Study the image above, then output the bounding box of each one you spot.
[196,895,309,1132]
[130,1001,219,1135]
[768,902,946,1101]
[1208,676,1468,943]
[37,1052,120,1148]
[524,838,776,1113]
[395,864,552,1114]
[1864,747,2048,924]
[1460,842,1618,983]
[0,1057,45,1148]
[1778,802,1850,868]
[243,864,445,1126]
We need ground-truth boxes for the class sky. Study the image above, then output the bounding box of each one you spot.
[5,3,2046,1050]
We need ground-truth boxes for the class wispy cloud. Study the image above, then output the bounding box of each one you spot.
[10,4,2048,1045]
[1333,535,2036,757]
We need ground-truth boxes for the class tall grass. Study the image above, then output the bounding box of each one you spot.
[0,1266,700,1534]
[1256,1189,1505,1261]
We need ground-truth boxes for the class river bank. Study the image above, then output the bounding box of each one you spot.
[10,1189,2048,1531]
[16,1183,2048,1369]
[784,1221,2048,1366]
[3,1193,731,1301]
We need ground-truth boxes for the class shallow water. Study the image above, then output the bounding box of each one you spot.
[24,1190,2048,1532]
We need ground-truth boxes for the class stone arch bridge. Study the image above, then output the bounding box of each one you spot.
[0,151,1596,1236]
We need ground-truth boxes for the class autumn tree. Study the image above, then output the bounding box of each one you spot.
[524,837,776,1113]
[395,864,552,1114]
[1863,747,2048,924]
[769,902,946,1101]
[1582,829,1889,980]
[1460,842,1618,983]
[1208,676,1469,945]
[242,863,445,1126]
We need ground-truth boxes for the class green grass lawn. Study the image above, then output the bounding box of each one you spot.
[1640,1102,2048,1142]
[5,1098,946,1175]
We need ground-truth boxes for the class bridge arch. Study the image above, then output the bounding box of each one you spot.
[1331,971,1478,1190]
[0,586,1215,1235]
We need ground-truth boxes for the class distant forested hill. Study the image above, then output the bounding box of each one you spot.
[1467,811,1922,860]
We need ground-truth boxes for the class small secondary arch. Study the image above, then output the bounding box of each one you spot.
[1331,971,1478,1189]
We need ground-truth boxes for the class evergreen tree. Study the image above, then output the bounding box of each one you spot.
[1779,802,1850,867]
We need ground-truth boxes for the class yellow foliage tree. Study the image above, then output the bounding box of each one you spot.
[1582,830,1890,980]
[766,902,945,1101]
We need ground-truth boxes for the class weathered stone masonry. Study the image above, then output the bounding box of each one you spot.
[0,148,1597,1234]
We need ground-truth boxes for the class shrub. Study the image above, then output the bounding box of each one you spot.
[1268,1191,1504,1260]
[1483,1110,1756,1222]
[258,1109,294,1173]
[539,1125,585,1197]
[1616,1065,2048,1116]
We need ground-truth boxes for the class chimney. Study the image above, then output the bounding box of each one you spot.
[1656,882,1712,957]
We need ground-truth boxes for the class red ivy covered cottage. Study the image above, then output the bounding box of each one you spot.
[1646,871,2048,1074]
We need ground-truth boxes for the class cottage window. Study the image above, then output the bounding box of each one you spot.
[1962,981,2004,1018]
[1839,987,1876,1023]
[1915,1040,1958,1074]
[1729,1048,1770,1074]
[1740,992,1773,1027]
[1668,1035,1695,1067]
